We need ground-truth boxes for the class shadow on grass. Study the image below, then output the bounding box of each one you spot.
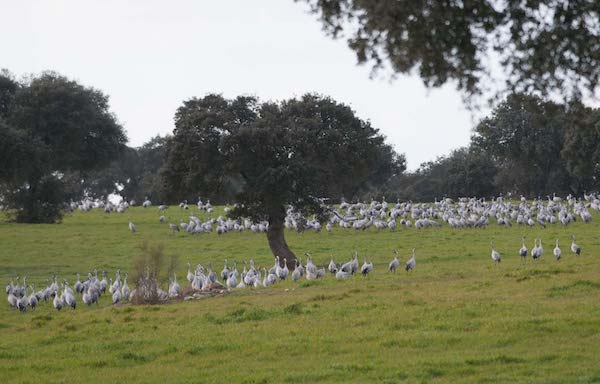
[547,280,600,297]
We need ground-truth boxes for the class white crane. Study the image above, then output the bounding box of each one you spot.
[7,289,17,309]
[531,239,539,260]
[406,249,416,271]
[16,295,26,312]
[262,268,275,287]
[340,257,353,274]
[571,235,581,255]
[53,292,63,311]
[273,256,282,277]
[305,254,318,280]
[226,270,238,288]
[99,271,108,294]
[28,284,38,311]
[389,250,399,273]
[519,237,527,261]
[129,221,136,234]
[74,274,83,294]
[207,263,217,285]
[350,253,359,275]
[63,283,76,309]
[336,263,352,279]
[328,256,337,275]
[279,259,289,280]
[169,273,180,297]
[112,287,122,304]
[534,239,544,260]
[121,273,131,301]
[553,239,561,261]
[5,278,14,295]
[82,285,93,306]
[295,257,305,277]
[221,260,230,282]
[360,256,373,276]
[292,260,302,282]
[491,241,501,263]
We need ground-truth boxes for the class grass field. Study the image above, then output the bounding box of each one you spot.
[1,206,600,383]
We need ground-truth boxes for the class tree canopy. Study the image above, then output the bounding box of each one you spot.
[0,71,126,222]
[301,0,599,104]
[472,93,573,196]
[74,135,170,203]
[159,95,257,204]
[160,93,404,262]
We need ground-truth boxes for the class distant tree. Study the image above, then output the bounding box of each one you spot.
[67,135,170,203]
[364,144,406,195]
[129,135,171,202]
[443,147,497,198]
[161,93,402,263]
[472,93,572,197]
[0,72,126,222]
[561,101,600,193]
[377,147,496,202]
[301,0,599,103]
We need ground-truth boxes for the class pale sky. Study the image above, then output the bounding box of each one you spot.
[1,0,484,170]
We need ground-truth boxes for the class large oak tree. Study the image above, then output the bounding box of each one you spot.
[0,71,126,222]
[160,93,404,264]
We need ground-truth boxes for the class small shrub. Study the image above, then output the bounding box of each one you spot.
[131,241,178,305]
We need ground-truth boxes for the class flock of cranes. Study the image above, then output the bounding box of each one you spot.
[10,229,585,313]
[7,193,594,313]
[6,270,131,312]
[7,249,419,312]
[70,193,599,237]
[491,235,582,263]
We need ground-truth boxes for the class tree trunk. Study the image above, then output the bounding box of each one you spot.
[267,213,296,269]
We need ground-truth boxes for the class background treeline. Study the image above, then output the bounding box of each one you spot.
[367,94,600,202]
[2,69,599,221]
[78,94,600,204]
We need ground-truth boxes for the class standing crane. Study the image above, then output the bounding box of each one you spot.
[406,249,416,271]
[389,250,399,273]
[519,237,527,261]
[571,235,581,255]
[491,241,501,263]
[553,239,561,261]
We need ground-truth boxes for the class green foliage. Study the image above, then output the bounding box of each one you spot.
[161,93,404,208]
[562,101,600,192]
[131,241,177,305]
[387,93,599,200]
[160,93,404,259]
[0,71,126,222]
[159,94,255,204]
[223,94,403,217]
[75,135,170,202]
[473,93,573,196]
[301,0,600,103]
[377,147,497,201]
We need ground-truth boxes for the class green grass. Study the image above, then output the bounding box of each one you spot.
[1,206,600,383]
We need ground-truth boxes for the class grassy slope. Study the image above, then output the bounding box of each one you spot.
[1,206,600,383]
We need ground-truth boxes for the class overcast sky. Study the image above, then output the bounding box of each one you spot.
[1,0,486,170]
